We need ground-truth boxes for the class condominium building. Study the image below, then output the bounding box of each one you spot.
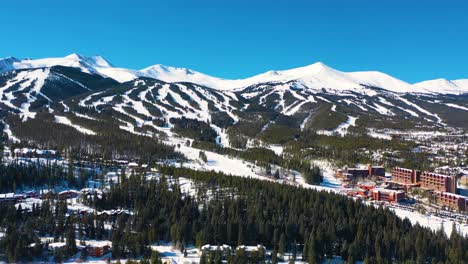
[372,189,406,203]
[435,191,468,211]
[420,172,456,193]
[391,168,456,193]
[391,167,420,185]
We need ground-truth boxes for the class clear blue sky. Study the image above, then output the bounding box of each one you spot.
[2,0,467,83]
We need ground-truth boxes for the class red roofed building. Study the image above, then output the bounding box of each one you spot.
[372,189,406,203]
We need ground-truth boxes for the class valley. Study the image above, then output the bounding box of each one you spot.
[0,54,467,263]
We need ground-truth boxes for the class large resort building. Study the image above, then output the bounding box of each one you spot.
[391,167,420,185]
[391,167,467,211]
[420,171,457,193]
[335,164,385,181]
[335,165,468,211]
[391,167,457,193]
[435,192,468,211]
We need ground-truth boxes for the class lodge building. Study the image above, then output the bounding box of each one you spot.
[391,167,420,185]
[435,191,468,211]
[390,167,468,211]
[391,167,457,194]
[420,172,457,193]
[335,164,385,181]
[372,189,406,203]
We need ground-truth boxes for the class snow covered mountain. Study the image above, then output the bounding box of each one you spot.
[0,54,467,147]
[142,62,415,93]
[413,79,468,95]
[0,66,117,120]
[1,54,468,95]
[0,54,140,83]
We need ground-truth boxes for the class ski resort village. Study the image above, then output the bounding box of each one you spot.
[0,53,467,263]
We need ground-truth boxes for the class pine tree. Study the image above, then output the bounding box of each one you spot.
[308,232,317,264]
[199,253,207,264]
[237,225,244,246]
[199,151,208,163]
[150,251,162,264]
[66,220,77,256]
[278,233,286,256]
[271,248,278,264]
[274,169,280,179]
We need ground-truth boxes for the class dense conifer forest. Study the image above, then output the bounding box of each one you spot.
[1,164,467,263]
[6,113,180,162]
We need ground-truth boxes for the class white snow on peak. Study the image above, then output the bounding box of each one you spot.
[0,57,21,72]
[141,61,463,94]
[1,54,468,94]
[347,71,414,93]
[139,64,217,86]
[0,54,140,83]
[64,53,113,68]
[413,78,468,95]
[141,61,399,92]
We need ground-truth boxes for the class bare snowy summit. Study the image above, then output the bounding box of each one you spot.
[1,54,468,94]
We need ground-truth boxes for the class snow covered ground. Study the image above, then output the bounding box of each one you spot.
[170,136,468,237]
[3,123,19,143]
[149,243,353,264]
[55,115,96,135]
[316,115,357,136]
[172,138,266,180]
[390,207,468,236]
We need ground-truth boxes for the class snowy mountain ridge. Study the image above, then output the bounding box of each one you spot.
[0,60,467,143]
[1,54,468,95]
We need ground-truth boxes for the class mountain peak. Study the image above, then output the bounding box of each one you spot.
[65,53,83,60]
[143,64,193,73]
[64,53,113,68]
[0,56,21,73]
[1,55,467,94]
[0,56,20,62]
[304,61,333,71]
[278,62,337,78]
[310,61,328,68]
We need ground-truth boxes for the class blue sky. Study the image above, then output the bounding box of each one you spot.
[1,0,467,83]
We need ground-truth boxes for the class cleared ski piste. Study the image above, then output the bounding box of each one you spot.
[167,135,468,237]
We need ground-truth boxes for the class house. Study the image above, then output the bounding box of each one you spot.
[58,190,80,200]
[85,241,112,257]
[48,242,66,252]
[13,148,58,159]
[358,182,376,191]
[40,189,56,199]
[347,187,368,198]
[128,162,139,168]
[236,245,266,257]
[0,193,18,203]
[201,244,232,256]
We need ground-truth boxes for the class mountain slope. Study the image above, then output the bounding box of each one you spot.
[0,55,467,150]
[0,54,140,83]
[413,79,468,95]
[2,54,468,95]
[0,66,117,120]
